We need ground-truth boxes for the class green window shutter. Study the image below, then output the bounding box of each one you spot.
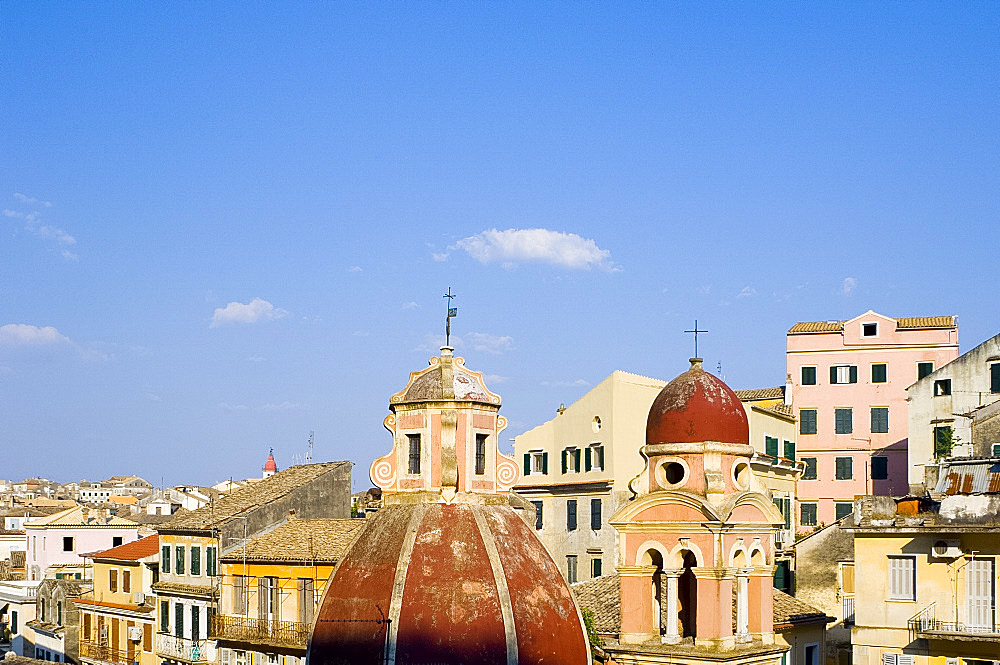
[849,366,858,383]
[542,452,548,474]
[830,366,838,384]
[574,448,581,471]
[765,436,778,457]
[561,450,568,474]
[784,440,795,460]
[585,447,592,471]
[162,546,170,574]
[191,546,200,576]
[992,364,1000,393]
[523,453,531,476]
[161,602,169,632]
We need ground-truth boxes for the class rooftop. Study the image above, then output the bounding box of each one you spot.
[163,461,351,531]
[92,534,158,562]
[788,315,956,334]
[220,518,364,563]
[733,386,784,401]
[24,505,139,528]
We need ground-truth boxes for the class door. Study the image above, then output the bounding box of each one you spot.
[967,558,995,631]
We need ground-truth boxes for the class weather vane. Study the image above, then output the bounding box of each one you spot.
[443,287,457,346]
[684,319,708,358]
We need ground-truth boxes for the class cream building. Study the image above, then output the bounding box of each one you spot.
[847,480,1000,665]
[513,367,803,586]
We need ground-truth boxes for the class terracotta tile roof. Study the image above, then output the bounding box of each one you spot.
[788,321,843,333]
[151,581,218,598]
[761,403,794,418]
[11,550,26,568]
[25,506,139,528]
[772,589,829,627]
[93,534,158,561]
[734,387,784,401]
[220,518,364,564]
[74,597,155,613]
[162,462,351,531]
[896,316,956,329]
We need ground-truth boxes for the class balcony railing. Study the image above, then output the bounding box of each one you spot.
[155,633,210,662]
[80,641,137,665]
[908,602,1000,640]
[210,615,310,649]
[842,594,855,625]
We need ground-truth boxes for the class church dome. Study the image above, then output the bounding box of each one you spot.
[645,358,749,446]
[308,503,590,665]
[263,451,277,473]
[390,347,500,407]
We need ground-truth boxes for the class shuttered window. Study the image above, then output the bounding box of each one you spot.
[835,456,853,479]
[175,546,185,575]
[233,576,247,615]
[407,434,421,474]
[191,546,201,576]
[474,434,487,475]
[992,363,1000,393]
[298,579,315,624]
[143,623,152,651]
[783,440,795,460]
[567,500,577,531]
[590,498,601,531]
[872,456,888,480]
[175,602,184,638]
[83,613,91,640]
[835,408,853,434]
[966,558,994,631]
[872,363,887,383]
[835,503,853,521]
[123,569,131,593]
[800,409,817,435]
[801,503,817,526]
[801,366,816,385]
[765,436,778,457]
[802,457,817,480]
[871,407,889,434]
[917,362,934,380]
[110,569,118,592]
[207,547,217,577]
[531,501,543,530]
[160,601,169,632]
[191,605,200,641]
[888,556,915,600]
[830,365,857,384]
[162,546,170,574]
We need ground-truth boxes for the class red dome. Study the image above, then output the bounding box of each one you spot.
[646,359,749,445]
[263,453,277,472]
[308,503,589,665]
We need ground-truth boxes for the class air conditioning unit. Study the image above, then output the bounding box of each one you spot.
[127,626,143,641]
[930,539,962,559]
[133,592,145,605]
[944,659,959,665]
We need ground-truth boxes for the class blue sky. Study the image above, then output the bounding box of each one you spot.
[2,3,997,489]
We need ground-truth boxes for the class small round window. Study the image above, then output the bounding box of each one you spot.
[732,460,751,490]
[592,416,602,432]
[655,458,689,489]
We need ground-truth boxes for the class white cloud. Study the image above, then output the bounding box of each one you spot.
[483,373,507,384]
[259,401,303,412]
[348,265,363,273]
[146,393,161,402]
[466,332,514,354]
[14,193,51,207]
[38,225,75,245]
[352,330,370,337]
[210,298,287,328]
[432,252,450,262]
[454,228,617,271]
[402,301,419,310]
[247,354,266,363]
[217,402,250,412]
[0,323,71,346]
[541,378,590,388]
[841,277,858,296]
[737,286,757,298]
[61,250,79,261]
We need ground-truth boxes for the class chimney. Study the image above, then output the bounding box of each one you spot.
[288,509,296,520]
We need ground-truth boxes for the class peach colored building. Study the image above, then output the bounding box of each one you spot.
[786,311,958,529]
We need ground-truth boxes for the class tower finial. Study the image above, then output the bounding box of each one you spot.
[443,287,457,347]
[684,319,708,359]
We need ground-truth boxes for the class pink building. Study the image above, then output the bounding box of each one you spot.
[24,505,141,580]
[786,311,958,529]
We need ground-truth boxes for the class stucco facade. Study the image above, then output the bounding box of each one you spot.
[24,508,141,582]
[907,331,1000,487]
[787,311,958,528]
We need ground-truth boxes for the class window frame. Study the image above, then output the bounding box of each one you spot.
[917,361,934,380]
[872,455,889,480]
[835,456,853,480]
[933,378,952,396]
[530,500,543,530]
[566,555,578,584]
[566,499,577,531]
[835,408,853,434]
[590,498,602,531]
[406,434,421,475]
[862,322,878,337]
[887,556,916,601]
[830,365,858,384]
[800,409,817,435]
[802,457,817,480]
[871,407,889,434]
[474,433,487,476]
[835,502,853,521]
[800,502,818,526]
[871,363,887,383]
[801,366,817,385]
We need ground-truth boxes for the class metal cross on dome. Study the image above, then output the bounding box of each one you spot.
[684,319,708,358]
[443,287,457,346]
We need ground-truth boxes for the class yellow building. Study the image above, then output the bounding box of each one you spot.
[213,518,363,665]
[76,535,159,665]
[847,482,1000,665]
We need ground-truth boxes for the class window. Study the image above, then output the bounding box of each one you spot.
[113,537,123,547]
[562,447,581,474]
[802,457,817,479]
[993,443,1000,458]
[888,556,916,600]
[591,557,602,578]
[160,601,169,632]
[207,546,217,577]
[474,434,487,475]
[566,555,578,584]
[161,546,171,574]
[233,576,247,614]
[56,601,62,625]
[934,379,952,396]
[259,577,279,621]
[530,500,543,530]
[800,409,817,435]
[934,426,953,458]
[872,456,888,480]
[298,579,314,623]
[801,503,818,526]
[862,323,878,337]
[191,546,201,576]
[783,440,795,460]
[765,436,778,457]
[586,444,604,471]
[872,363,887,383]
[11,609,17,634]
[835,408,853,434]
[62,537,73,552]
[175,546,185,574]
[801,366,817,385]
[917,362,934,380]
[123,569,131,593]
[830,365,858,384]
[590,498,602,531]
[524,451,548,476]
[992,363,1000,393]
[835,456,853,480]
[567,499,577,531]
[871,407,889,433]
[191,605,200,640]
[143,623,152,651]
[175,602,184,638]
[835,503,853,521]
[110,569,119,592]
[407,434,421,474]
[773,497,791,530]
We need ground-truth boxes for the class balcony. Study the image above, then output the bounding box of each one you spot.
[908,603,1000,642]
[842,594,855,626]
[210,615,310,650]
[155,633,210,662]
[80,641,137,665]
